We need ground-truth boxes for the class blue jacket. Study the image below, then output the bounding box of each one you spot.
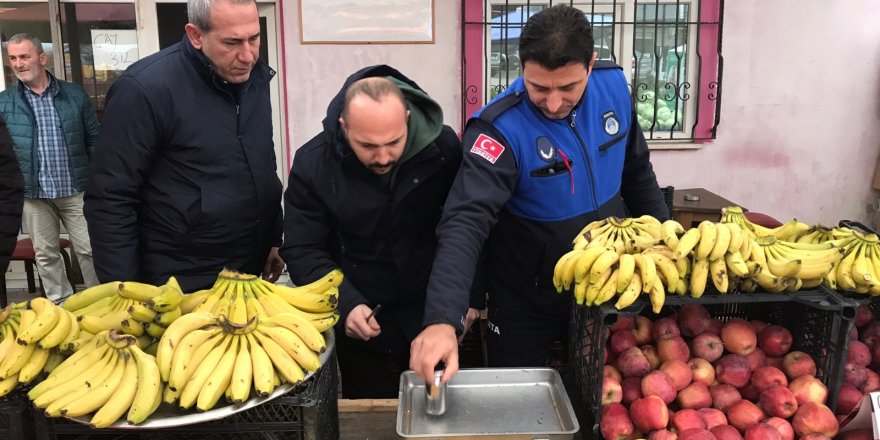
[0,74,99,198]
[426,61,669,325]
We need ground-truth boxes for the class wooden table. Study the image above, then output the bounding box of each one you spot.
[672,187,742,230]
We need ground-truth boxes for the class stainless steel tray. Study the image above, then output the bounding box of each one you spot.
[397,368,579,439]
[63,329,335,429]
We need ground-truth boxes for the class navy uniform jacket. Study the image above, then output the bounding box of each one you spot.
[426,61,669,328]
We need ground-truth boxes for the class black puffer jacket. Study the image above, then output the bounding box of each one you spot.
[85,37,282,292]
[0,117,24,274]
[280,65,463,350]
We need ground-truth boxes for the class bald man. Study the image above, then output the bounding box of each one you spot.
[280,66,479,398]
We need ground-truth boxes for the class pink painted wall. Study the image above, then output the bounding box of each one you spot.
[650,0,880,225]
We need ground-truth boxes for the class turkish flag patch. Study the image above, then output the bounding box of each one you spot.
[469,134,505,164]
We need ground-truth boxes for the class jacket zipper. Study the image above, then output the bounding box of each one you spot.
[598,132,627,153]
[567,110,599,208]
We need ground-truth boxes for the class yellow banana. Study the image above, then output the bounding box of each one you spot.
[246,333,276,397]
[45,349,120,416]
[230,335,253,403]
[256,325,320,371]
[29,335,109,400]
[36,308,73,349]
[695,221,718,260]
[178,334,233,410]
[127,346,162,424]
[709,222,731,262]
[148,277,184,313]
[851,243,874,288]
[196,336,239,411]
[709,258,729,293]
[252,330,305,385]
[61,350,128,418]
[62,281,121,312]
[616,254,635,293]
[180,288,214,315]
[725,222,744,253]
[836,245,858,291]
[262,313,326,353]
[572,246,612,285]
[674,227,702,260]
[764,246,803,278]
[690,258,709,298]
[644,252,679,291]
[632,254,657,294]
[228,288,248,324]
[118,281,162,302]
[42,350,64,374]
[260,280,338,313]
[155,307,182,327]
[156,311,217,382]
[648,277,665,313]
[573,279,588,305]
[78,310,128,334]
[18,297,60,344]
[89,353,138,428]
[585,267,613,306]
[660,220,684,249]
[168,327,225,392]
[725,251,749,278]
[593,270,619,306]
[128,303,158,323]
[71,295,117,318]
[17,346,49,383]
[553,250,579,292]
[613,273,642,310]
[739,232,753,260]
[0,339,36,379]
[34,346,115,409]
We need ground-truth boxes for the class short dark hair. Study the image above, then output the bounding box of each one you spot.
[341,77,405,122]
[519,5,594,69]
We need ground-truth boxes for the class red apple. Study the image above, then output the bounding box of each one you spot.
[678,429,716,440]
[611,316,635,332]
[843,362,869,390]
[617,346,652,378]
[709,384,741,412]
[745,349,767,371]
[679,304,711,337]
[788,375,828,406]
[630,395,670,432]
[672,409,707,433]
[650,430,679,440]
[727,400,766,433]
[871,343,880,367]
[658,336,691,364]
[661,360,694,391]
[749,320,768,335]
[715,354,751,388]
[865,369,880,393]
[744,423,780,440]
[859,321,880,347]
[758,385,798,418]
[799,435,831,440]
[678,382,712,410]
[762,417,793,440]
[722,321,757,356]
[782,351,816,380]
[633,316,654,345]
[698,408,727,430]
[602,376,623,405]
[604,365,623,382]
[707,319,724,336]
[690,358,717,387]
[642,345,662,370]
[836,383,863,416]
[855,305,873,328]
[764,357,784,370]
[711,425,743,440]
[757,325,793,357]
[847,340,871,367]
[610,329,639,355]
[739,383,760,402]
[751,366,788,392]
[791,402,839,438]
[642,370,677,404]
[600,402,634,440]
[621,377,643,404]
[692,333,725,363]
[653,317,682,341]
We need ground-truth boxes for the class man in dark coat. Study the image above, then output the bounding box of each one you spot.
[280,66,477,398]
[0,117,24,278]
[85,0,284,291]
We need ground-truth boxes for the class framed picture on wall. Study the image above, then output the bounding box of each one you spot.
[299,0,434,44]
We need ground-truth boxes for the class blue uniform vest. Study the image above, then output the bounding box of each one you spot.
[474,65,632,222]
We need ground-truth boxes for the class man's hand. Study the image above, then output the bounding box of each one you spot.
[410,323,459,384]
[345,304,381,341]
[459,308,482,343]
[262,247,284,282]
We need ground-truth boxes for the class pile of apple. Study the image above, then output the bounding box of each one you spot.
[599,304,846,440]
[833,304,880,418]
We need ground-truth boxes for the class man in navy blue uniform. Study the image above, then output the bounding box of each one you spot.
[409,4,669,383]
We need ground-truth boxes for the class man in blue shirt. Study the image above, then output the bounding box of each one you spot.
[0,33,100,300]
[410,5,668,383]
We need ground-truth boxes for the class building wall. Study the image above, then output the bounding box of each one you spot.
[281,0,880,225]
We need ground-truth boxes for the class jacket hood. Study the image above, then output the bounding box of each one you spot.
[321,65,443,160]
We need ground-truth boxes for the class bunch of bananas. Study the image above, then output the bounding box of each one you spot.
[26,330,162,428]
[157,311,326,411]
[736,235,844,293]
[0,298,79,396]
[572,216,663,254]
[720,206,810,241]
[555,217,688,313]
[796,226,839,244]
[182,269,341,330]
[62,277,184,342]
[824,230,880,294]
[672,220,753,296]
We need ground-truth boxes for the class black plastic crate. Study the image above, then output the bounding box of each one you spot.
[32,352,339,440]
[0,390,35,440]
[567,289,856,438]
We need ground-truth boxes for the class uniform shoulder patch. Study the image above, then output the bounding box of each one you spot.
[469,134,505,164]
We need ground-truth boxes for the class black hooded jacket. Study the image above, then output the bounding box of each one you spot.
[280,65,463,350]
[85,37,282,292]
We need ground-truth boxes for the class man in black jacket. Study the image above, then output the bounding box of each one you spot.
[85,0,284,291]
[0,117,24,281]
[281,66,476,398]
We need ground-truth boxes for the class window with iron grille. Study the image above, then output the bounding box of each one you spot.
[461,0,723,144]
